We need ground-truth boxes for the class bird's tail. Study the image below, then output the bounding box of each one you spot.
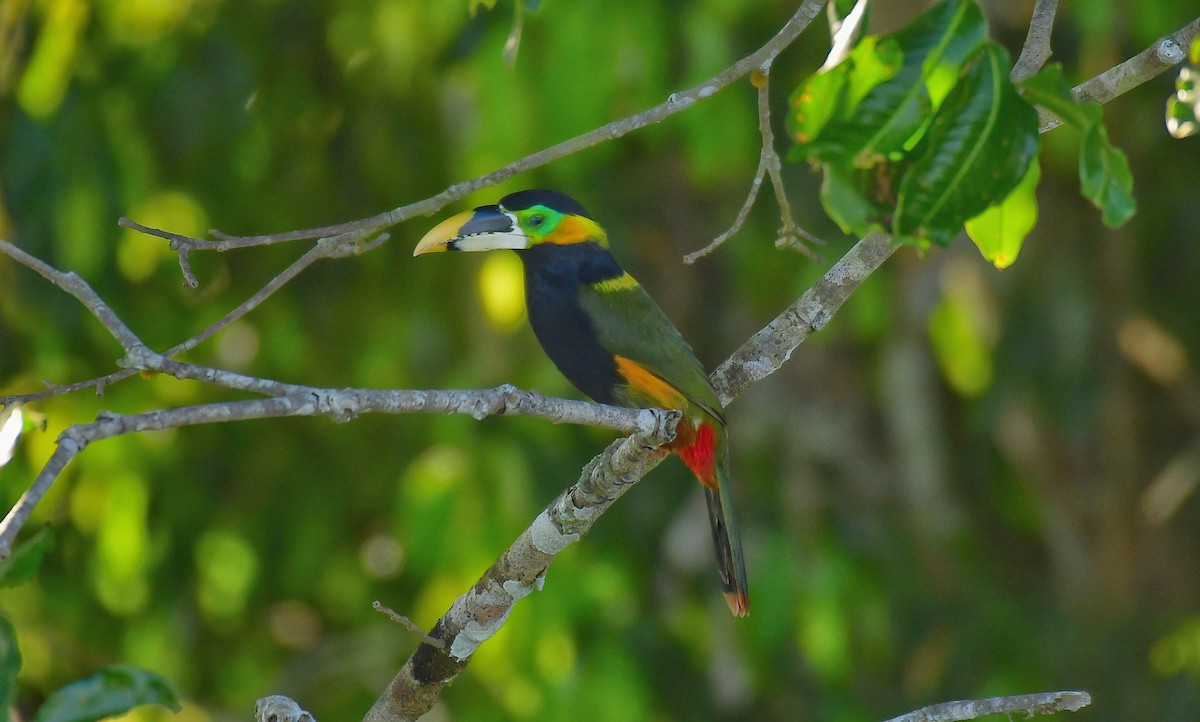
[705,444,750,617]
[678,420,750,617]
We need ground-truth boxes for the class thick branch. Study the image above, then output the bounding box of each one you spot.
[360,18,1200,714]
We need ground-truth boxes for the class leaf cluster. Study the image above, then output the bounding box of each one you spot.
[787,0,1136,267]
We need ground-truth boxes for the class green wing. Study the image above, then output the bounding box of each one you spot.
[577,279,724,421]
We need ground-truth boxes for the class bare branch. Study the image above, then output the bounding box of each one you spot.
[373,602,445,649]
[1011,0,1059,82]
[684,63,820,265]
[120,1,828,255]
[364,431,671,722]
[883,689,1091,722]
[0,382,680,556]
[0,240,148,355]
[0,230,388,406]
[1040,15,1200,130]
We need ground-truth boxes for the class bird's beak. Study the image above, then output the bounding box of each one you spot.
[413,206,528,256]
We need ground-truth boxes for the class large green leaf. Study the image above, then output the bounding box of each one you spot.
[0,616,20,720]
[33,666,180,722]
[0,526,54,588]
[965,155,1041,268]
[894,43,1039,247]
[1021,64,1136,227]
[789,0,987,166]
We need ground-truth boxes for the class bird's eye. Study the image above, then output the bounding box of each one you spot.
[529,214,545,228]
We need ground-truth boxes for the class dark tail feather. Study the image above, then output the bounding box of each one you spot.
[705,450,749,617]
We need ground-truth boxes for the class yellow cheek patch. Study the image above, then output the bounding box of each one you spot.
[543,215,607,246]
[592,272,638,293]
[613,356,687,409]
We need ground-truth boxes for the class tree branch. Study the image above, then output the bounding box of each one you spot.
[0,230,388,405]
[683,62,820,265]
[0,381,679,557]
[1040,15,1200,130]
[6,5,1195,722]
[882,689,1091,722]
[121,1,828,256]
[357,16,1200,716]
[1010,0,1059,82]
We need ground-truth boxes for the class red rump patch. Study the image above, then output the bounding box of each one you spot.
[677,423,718,490]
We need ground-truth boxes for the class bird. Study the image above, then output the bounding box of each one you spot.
[414,189,749,617]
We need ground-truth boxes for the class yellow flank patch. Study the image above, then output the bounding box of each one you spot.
[613,356,686,409]
[544,215,607,246]
[592,272,638,293]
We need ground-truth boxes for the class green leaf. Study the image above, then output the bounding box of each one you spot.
[0,615,20,719]
[1080,123,1136,227]
[787,62,852,156]
[0,526,54,588]
[1021,64,1136,225]
[894,43,1039,247]
[33,665,181,722]
[789,0,988,167]
[819,163,887,237]
[1020,64,1100,127]
[965,156,1040,268]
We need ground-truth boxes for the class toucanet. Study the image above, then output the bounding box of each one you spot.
[415,189,749,617]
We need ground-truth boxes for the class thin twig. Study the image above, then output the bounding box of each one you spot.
[684,63,820,265]
[373,602,446,650]
[1011,0,1059,82]
[0,240,148,355]
[882,689,1091,722]
[0,231,388,407]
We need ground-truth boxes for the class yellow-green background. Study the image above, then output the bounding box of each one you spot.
[2,1,1199,720]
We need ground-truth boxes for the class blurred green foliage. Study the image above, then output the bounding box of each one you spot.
[2,1,1200,720]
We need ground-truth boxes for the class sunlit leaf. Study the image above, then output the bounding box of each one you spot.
[790,0,987,166]
[0,615,19,718]
[965,156,1041,268]
[0,526,54,588]
[894,43,1039,247]
[32,665,180,722]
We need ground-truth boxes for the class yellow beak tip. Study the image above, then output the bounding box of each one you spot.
[414,210,478,257]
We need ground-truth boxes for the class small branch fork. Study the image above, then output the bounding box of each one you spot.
[682,61,822,265]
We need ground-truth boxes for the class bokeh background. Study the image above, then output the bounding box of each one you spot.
[3,0,1200,720]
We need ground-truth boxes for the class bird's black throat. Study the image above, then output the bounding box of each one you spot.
[518,242,624,405]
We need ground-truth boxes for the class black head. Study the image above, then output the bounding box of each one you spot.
[499,189,594,220]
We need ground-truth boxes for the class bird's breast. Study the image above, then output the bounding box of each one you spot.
[522,249,624,405]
